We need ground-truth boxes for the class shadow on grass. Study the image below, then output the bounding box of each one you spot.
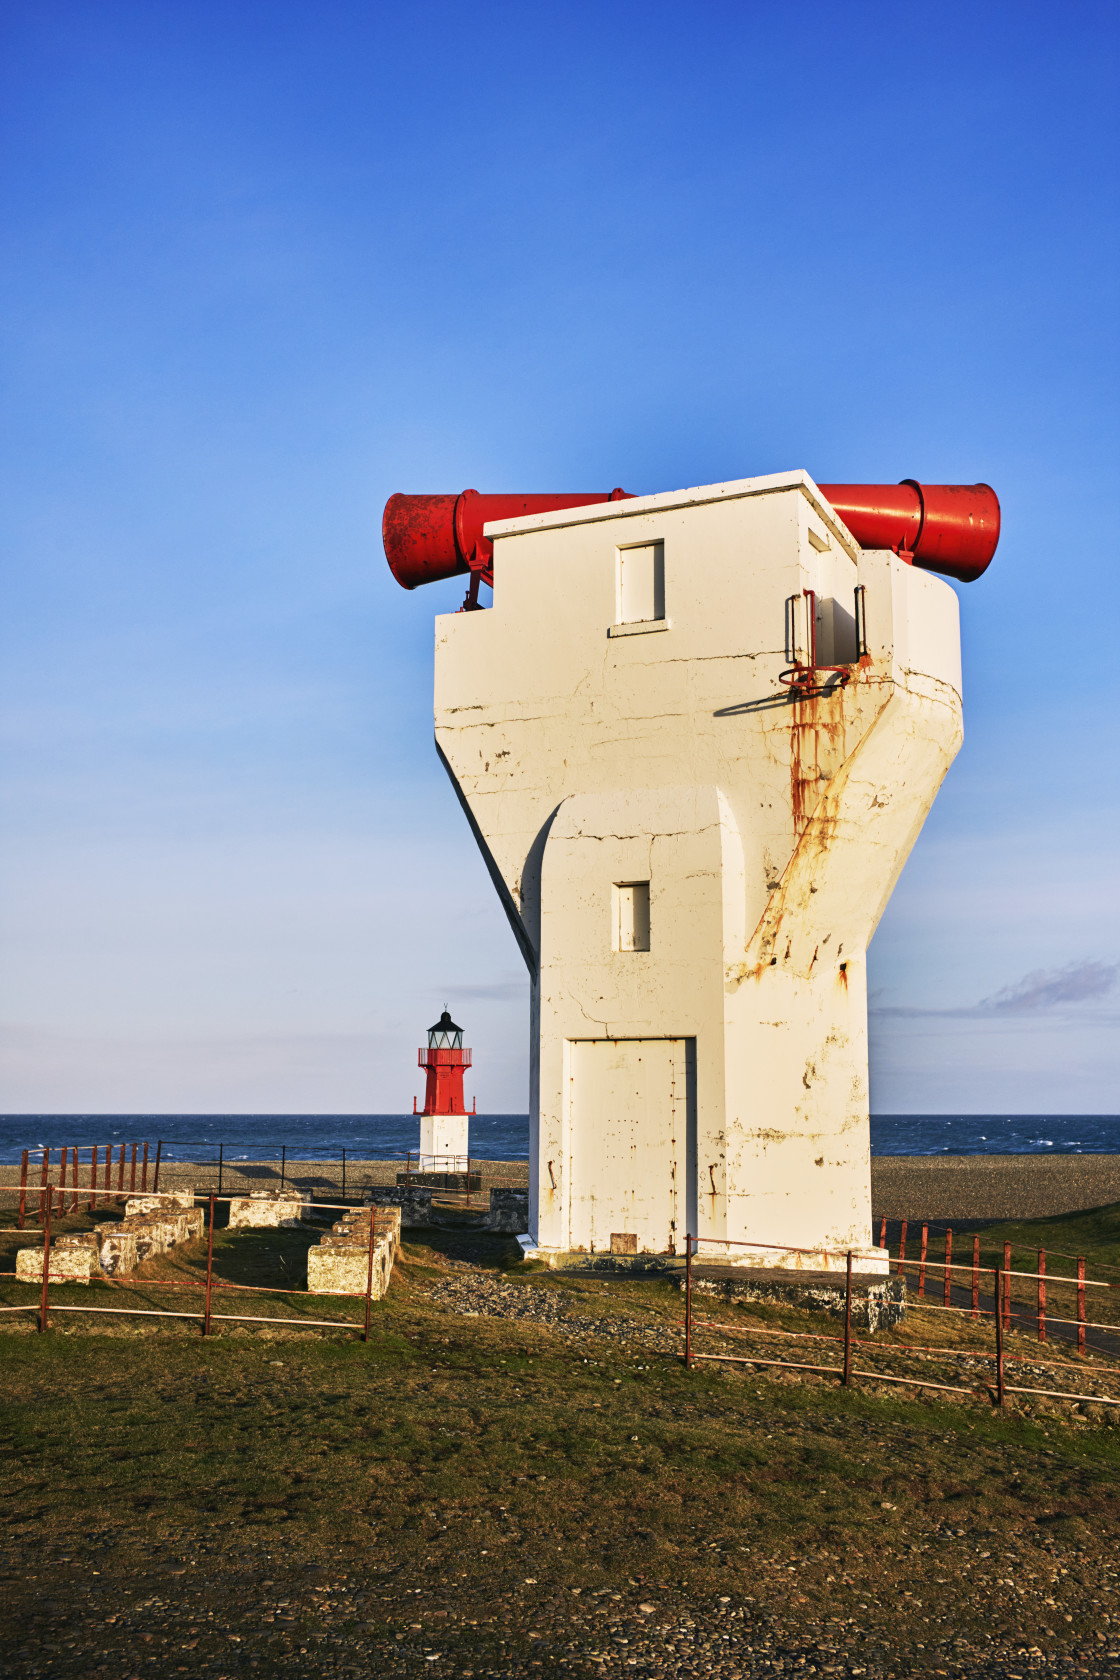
[400,1229,524,1270]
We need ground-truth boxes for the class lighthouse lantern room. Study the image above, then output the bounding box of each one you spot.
[414,1010,475,1162]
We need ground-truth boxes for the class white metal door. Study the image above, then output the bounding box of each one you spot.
[567,1037,694,1255]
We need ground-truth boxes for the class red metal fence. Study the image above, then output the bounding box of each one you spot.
[878,1215,1119,1353]
[5,1185,1118,1413]
[13,1143,156,1227]
[683,1234,1120,1411]
[0,1185,390,1343]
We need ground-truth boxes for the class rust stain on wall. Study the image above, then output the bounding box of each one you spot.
[789,687,848,838]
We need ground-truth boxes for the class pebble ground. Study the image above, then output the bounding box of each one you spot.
[3,1224,1119,1679]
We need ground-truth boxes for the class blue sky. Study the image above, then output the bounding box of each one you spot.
[1,0,1117,1114]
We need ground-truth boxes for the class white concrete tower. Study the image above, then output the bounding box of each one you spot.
[417,473,979,1270]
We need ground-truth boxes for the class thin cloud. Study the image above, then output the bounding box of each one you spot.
[873,959,1118,1020]
[982,960,1118,1013]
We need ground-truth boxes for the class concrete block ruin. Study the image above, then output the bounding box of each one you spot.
[396,1167,483,1193]
[121,1203,205,1266]
[16,1191,203,1284]
[16,1233,97,1284]
[306,1206,401,1297]
[228,1190,310,1229]
[385,473,1000,1272]
[486,1188,532,1233]
[124,1190,195,1217]
[97,1224,139,1276]
[369,1184,529,1233]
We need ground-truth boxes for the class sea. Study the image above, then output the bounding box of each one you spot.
[0,1113,1117,1166]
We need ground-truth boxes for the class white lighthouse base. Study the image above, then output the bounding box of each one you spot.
[419,1113,470,1165]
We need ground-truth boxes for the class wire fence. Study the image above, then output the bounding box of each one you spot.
[7,1139,520,1209]
[144,1139,504,1200]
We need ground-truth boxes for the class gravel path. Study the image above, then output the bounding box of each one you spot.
[8,1558,1118,1679]
[374,1592,1120,1679]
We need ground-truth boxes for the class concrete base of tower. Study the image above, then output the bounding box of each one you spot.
[515,1233,889,1275]
[514,1234,678,1271]
[693,1243,890,1276]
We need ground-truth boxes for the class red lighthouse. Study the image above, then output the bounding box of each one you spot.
[414,1010,474,1162]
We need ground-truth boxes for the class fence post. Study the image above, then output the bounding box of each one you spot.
[878,1215,887,1249]
[39,1190,54,1333]
[1037,1249,1046,1343]
[280,1145,286,1192]
[141,1141,149,1192]
[943,1227,952,1309]
[971,1235,980,1322]
[363,1210,376,1343]
[117,1143,125,1193]
[203,1194,216,1337]
[153,1141,163,1193]
[90,1144,98,1215]
[842,1250,853,1387]
[684,1234,693,1370]
[1003,1241,1012,1328]
[18,1149,28,1229]
[897,1219,908,1277]
[130,1144,137,1194]
[217,1143,223,1197]
[1077,1257,1086,1354]
[341,1148,346,1200]
[918,1223,928,1298]
[993,1267,1005,1407]
[39,1148,49,1224]
[70,1145,79,1214]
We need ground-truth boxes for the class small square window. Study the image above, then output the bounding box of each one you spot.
[614,881,650,952]
[617,542,665,625]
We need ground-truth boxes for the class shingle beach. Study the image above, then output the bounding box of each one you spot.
[870,1151,1120,1220]
[4,1152,1118,1219]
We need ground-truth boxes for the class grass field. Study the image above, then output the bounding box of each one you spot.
[2,1209,1120,1679]
[957,1204,1120,1291]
